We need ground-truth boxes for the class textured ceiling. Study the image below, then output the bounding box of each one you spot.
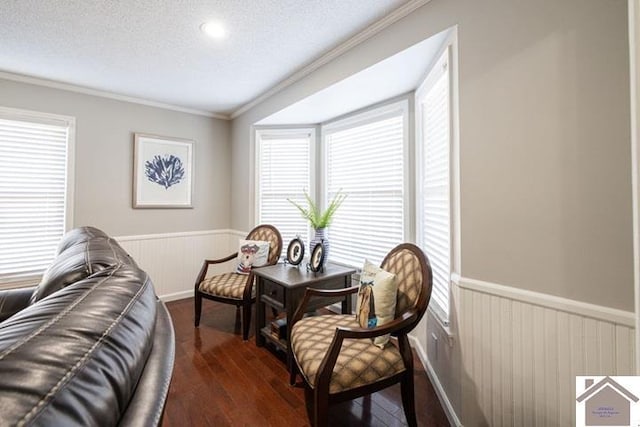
[0,0,407,115]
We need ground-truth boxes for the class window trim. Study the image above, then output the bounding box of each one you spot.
[253,126,317,239]
[415,38,459,327]
[0,106,75,289]
[0,106,75,232]
[320,98,411,267]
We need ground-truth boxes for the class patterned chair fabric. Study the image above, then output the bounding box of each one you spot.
[382,248,423,316]
[291,315,405,394]
[197,225,281,301]
[289,243,430,426]
[198,273,252,300]
[247,226,281,265]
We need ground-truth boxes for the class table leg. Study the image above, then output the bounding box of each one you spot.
[287,288,297,385]
[255,277,265,347]
[342,274,352,314]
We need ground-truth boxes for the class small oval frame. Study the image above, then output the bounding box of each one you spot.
[286,236,305,266]
[309,242,325,273]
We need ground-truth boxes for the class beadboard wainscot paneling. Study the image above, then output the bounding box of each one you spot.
[411,276,636,427]
[116,229,246,301]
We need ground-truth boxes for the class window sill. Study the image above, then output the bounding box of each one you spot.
[428,305,455,347]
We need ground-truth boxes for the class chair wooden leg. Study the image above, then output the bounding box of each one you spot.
[242,302,252,341]
[194,292,202,327]
[401,371,417,427]
[289,360,298,385]
[313,389,329,427]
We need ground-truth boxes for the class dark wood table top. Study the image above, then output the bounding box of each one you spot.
[252,262,356,288]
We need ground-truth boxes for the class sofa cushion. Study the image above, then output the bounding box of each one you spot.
[30,229,137,304]
[0,264,157,426]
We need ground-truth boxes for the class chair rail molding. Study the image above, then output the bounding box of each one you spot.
[115,229,239,301]
[458,276,634,327]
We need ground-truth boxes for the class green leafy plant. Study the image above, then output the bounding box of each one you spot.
[288,189,347,229]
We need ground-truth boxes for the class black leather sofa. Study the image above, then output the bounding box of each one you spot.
[0,227,175,426]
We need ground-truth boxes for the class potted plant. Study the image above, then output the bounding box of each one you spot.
[288,189,346,266]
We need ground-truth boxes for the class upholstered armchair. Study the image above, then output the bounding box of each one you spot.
[194,224,282,340]
[290,243,432,427]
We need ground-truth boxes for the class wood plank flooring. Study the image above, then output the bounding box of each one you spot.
[162,298,450,427]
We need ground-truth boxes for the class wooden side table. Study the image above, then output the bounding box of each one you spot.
[253,262,356,383]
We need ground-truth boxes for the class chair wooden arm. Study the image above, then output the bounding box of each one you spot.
[194,252,238,290]
[204,253,238,265]
[335,311,418,339]
[314,310,419,394]
[291,285,360,325]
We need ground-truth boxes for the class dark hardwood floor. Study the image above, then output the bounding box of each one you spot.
[162,298,450,427]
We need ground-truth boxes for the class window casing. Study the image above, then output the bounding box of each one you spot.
[322,101,409,267]
[255,128,315,245]
[416,48,452,324]
[0,107,75,288]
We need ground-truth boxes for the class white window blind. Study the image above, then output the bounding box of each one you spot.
[324,104,406,267]
[417,49,451,322]
[0,111,73,287]
[256,130,313,246]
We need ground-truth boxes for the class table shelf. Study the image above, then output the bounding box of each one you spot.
[260,326,287,352]
[260,294,284,312]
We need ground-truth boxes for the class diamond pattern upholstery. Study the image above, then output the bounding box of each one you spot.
[382,248,423,315]
[247,227,281,264]
[291,315,405,394]
[199,273,252,300]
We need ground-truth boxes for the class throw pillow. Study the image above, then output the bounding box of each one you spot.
[236,239,270,274]
[355,259,397,347]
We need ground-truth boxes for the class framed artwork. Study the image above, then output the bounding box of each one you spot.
[309,243,325,273]
[133,133,194,208]
[286,237,305,266]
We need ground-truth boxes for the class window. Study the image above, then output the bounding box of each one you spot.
[255,128,314,245]
[0,107,75,288]
[323,101,408,266]
[416,48,452,323]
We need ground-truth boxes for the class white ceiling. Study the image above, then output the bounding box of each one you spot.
[257,29,449,125]
[0,0,409,116]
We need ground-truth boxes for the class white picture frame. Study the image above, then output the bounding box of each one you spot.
[133,133,194,208]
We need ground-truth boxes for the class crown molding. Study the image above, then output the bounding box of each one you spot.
[230,0,432,119]
[0,70,230,120]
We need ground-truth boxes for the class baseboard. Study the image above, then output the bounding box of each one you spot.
[159,290,193,302]
[408,335,463,427]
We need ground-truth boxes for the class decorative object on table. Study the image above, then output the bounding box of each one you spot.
[236,239,270,274]
[308,242,325,273]
[288,189,346,268]
[133,133,194,208]
[285,236,305,266]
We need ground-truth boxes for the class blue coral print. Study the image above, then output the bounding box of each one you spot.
[145,154,185,189]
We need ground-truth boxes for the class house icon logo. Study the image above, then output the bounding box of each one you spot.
[576,376,640,426]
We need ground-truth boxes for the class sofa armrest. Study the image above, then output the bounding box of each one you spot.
[0,287,35,322]
[118,299,175,427]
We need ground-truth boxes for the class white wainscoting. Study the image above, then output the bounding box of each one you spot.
[413,276,636,427]
[115,229,244,301]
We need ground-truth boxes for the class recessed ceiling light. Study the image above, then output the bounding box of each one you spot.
[201,21,226,40]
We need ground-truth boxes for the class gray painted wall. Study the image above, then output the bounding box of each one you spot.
[230,0,633,311]
[0,78,231,236]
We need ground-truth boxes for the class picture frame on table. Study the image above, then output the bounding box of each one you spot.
[286,237,305,266]
[309,242,325,273]
[133,133,194,208]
